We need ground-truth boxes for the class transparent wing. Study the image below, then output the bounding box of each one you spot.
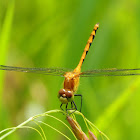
[80,68,140,77]
[0,65,73,76]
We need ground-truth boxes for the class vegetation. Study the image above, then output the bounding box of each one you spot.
[0,0,140,139]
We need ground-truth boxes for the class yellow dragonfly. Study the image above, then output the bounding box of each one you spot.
[1,23,140,112]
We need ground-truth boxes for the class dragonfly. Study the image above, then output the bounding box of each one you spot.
[1,23,140,112]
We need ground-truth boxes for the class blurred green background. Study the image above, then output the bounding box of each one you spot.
[1,0,140,139]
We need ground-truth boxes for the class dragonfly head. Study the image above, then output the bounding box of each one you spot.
[58,89,74,104]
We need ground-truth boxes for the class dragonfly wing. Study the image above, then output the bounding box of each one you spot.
[80,68,140,77]
[0,65,73,76]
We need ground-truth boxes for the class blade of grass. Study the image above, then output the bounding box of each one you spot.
[32,120,47,140]
[95,78,140,131]
[0,110,63,139]
[0,0,15,129]
[38,121,71,140]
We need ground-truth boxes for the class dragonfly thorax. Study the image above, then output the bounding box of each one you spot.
[64,71,80,92]
[58,89,74,104]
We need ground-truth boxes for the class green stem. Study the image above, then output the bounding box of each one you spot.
[0,117,32,140]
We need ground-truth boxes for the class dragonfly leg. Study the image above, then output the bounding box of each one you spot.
[69,101,77,114]
[71,101,73,109]
[60,99,79,114]
[66,103,67,109]
[74,94,82,112]
[64,101,77,114]
[72,101,77,110]
[60,103,64,111]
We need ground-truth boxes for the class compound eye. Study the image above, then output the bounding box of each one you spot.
[58,89,66,96]
[65,90,73,98]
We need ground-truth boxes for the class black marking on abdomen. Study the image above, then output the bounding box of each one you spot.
[89,43,92,47]
[95,29,97,33]
[82,58,85,63]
